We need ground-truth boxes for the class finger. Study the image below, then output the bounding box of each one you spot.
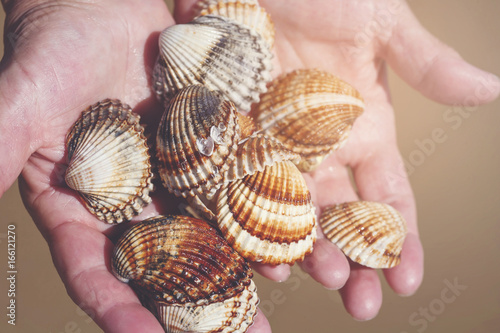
[298,156,358,289]
[48,221,164,333]
[248,308,272,333]
[252,263,291,282]
[339,263,382,321]
[385,3,500,105]
[352,144,424,296]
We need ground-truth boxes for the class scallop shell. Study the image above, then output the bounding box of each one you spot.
[64,99,153,224]
[196,0,275,47]
[141,279,258,333]
[112,215,253,305]
[224,134,300,183]
[156,85,240,198]
[153,15,273,111]
[251,69,365,172]
[320,201,407,269]
[217,160,317,264]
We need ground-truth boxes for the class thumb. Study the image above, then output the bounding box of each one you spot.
[385,3,500,106]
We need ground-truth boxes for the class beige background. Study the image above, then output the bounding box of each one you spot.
[1,0,499,332]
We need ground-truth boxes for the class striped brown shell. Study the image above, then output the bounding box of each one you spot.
[112,215,253,306]
[153,15,273,111]
[196,0,275,47]
[320,201,407,269]
[156,85,240,198]
[64,99,153,223]
[217,160,317,264]
[251,69,365,172]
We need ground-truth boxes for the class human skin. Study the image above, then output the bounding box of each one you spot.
[0,0,498,332]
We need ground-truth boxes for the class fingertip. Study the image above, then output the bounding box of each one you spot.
[252,263,291,282]
[248,308,272,333]
[340,265,382,321]
[300,239,350,290]
[384,233,424,296]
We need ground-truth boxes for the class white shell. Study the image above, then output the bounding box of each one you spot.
[320,201,407,268]
[153,15,273,111]
[65,99,153,223]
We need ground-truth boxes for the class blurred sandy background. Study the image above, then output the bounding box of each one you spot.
[1,0,499,332]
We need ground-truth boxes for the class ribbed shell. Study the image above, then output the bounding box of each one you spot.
[153,15,273,111]
[112,215,253,306]
[156,85,240,198]
[251,69,365,172]
[196,0,275,47]
[217,160,317,264]
[224,134,300,183]
[64,99,153,224]
[142,280,258,333]
[320,201,407,269]
[236,113,260,140]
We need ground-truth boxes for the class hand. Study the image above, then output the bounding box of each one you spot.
[175,0,500,321]
[0,1,174,332]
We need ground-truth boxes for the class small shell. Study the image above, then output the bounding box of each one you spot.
[141,279,258,333]
[217,160,317,265]
[156,85,240,198]
[251,69,364,172]
[224,134,300,183]
[196,0,275,47]
[64,99,153,224]
[153,15,273,111]
[112,215,253,305]
[237,113,261,140]
[320,201,407,269]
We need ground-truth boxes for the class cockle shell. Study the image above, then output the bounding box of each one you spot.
[112,215,258,332]
[153,15,273,111]
[156,85,240,198]
[236,113,261,139]
[224,134,300,183]
[64,99,153,224]
[320,201,407,269]
[217,160,317,264]
[196,0,275,47]
[141,280,258,333]
[251,69,365,172]
[112,215,253,305]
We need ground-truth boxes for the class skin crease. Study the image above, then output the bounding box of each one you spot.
[0,0,498,332]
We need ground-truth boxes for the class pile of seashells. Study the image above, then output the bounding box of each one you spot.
[63,0,407,332]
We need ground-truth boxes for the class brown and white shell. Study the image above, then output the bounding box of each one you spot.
[141,280,258,333]
[153,15,273,111]
[156,85,240,198]
[251,69,365,172]
[320,201,407,269]
[112,215,258,332]
[196,0,275,47]
[64,99,153,224]
[217,160,317,265]
[112,215,254,305]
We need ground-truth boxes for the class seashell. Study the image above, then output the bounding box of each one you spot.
[217,160,317,264]
[196,0,275,47]
[236,113,261,140]
[153,15,273,111]
[251,69,365,172]
[156,85,240,198]
[112,215,253,305]
[64,99,153,224]
[112,215,258,332]
[140,279,258,333]
[224,134,300,183]
[319,201,407,269]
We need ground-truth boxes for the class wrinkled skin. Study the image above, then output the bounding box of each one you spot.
[0,0,498,332]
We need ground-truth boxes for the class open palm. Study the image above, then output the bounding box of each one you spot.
[175,0,500,322]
